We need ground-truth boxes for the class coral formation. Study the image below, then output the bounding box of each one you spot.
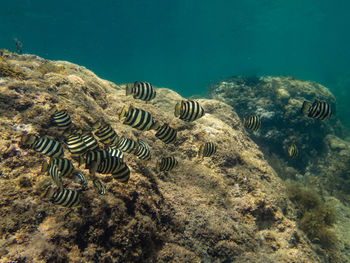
[0,54,332,262]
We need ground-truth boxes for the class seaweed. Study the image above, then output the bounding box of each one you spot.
[286,181,339,258]
[0,56,25,80]
[37,61,66,75]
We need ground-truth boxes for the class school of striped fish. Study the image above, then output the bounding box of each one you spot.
[19,80,334,208]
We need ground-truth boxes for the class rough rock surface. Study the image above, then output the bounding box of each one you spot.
[209,76,343,171]
[0,53,327,262]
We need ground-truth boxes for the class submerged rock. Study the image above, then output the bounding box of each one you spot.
[0,54,326,262]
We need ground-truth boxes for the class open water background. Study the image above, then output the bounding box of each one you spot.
[1,0,349,129]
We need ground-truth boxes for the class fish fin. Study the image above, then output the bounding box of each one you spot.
[125,83,134,96]
[198,144,205,158]
[301,101,311,115]
[43,187,55,200]
[119,106,127,120]
[152,121,160,130]
[93,121,102,130]
[89,161,97,178]
[41,161,50,174]
[174,101,182,117]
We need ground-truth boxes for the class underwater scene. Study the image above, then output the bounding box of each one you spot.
[0,0,350,262]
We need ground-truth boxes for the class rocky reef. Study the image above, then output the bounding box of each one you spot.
[0,53,341,262]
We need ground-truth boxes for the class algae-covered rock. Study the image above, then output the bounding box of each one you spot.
[0,54,323,262]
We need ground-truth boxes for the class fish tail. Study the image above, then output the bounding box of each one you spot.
[301,101,311,115]
[125,84,133,96]
[119,106,127,120]
[151,121,160,130]
[174,102,182,117]
[198,144,205,158]
[41,161,50,174]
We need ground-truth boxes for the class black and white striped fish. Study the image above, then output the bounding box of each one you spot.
[134,140,151,160]
[49,163,63,189]
[107,148,124,160]
[112,163,130,183]
[93,122,119,145]
[76,172,88,186]
[198,142,217,158]
[301,100,333,120]
[85,149,110,169]
[243,115,261,131]
[81,133,100,151]
[93,179,106,195]
[174,100,205,122]
[22,135,64,158]
[96,156,124,174]
[112,137,137,153]
[65,134,88,157]
[42,158,74,177]
[51,110,72,130]
[48,188,80,208]
[120,106,158,131]
[158,156,178,172]
[288,143,298,159]
[155,123,177,144]
[126,81,156,101]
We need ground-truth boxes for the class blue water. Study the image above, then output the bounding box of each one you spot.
[1,0,350,127]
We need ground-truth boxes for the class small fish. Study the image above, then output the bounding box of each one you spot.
[107,148,124,160]
[76,172,88,186]
[112,163,130,183]
[81,133,100,151]
[96,156,124,175]
[157,156,178,171]
[22,135,64,158]
[301,100,333,120]
[49,163,63,189]
[198,142,217,158]
[85,149,109,169]
[134,139,151,160]
[243,115,261,131]
[126,81,156,101]
[174,100,205,122]
[65,134,88,157]
[93,122,119,145]
[48,188,80,207]
[288,143,298,159]
[155,123,177,144]
[120,105,158,131]
[51,110,72,130]
[42,158,74,177]
[14,38,22,54]
[111,137,137,153]
[93,179,106,195]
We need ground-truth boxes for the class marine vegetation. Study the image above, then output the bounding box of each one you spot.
[286,181,341,262]
[0,54,25,80]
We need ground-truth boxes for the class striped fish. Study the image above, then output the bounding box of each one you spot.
[120,106,158,131]
[51,110,72,130]
[243,115,261,131]
[85,149,110,169]
[134,140,151,160]
[65,134,88,157]
[49,188,80,208]
[96,156,124,174]
[49,163,63,189]
[155,123,177,144]
[49,158,74,177]
[93,179,106,195]
[126,81,156,101]
[93,122,119,145]
[174,100,205,122]
[112,163,130,183]
[112,137,137,153]
[301,100,333,120]
[32,136,64,158]
[158,156,178,172]
[107,148,124,160]
[76,172,88,186]
[198,142,217,158]
[81,133,100,151]
[288,143,298,159]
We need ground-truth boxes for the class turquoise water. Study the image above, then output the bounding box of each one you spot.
[1,0,350,127]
